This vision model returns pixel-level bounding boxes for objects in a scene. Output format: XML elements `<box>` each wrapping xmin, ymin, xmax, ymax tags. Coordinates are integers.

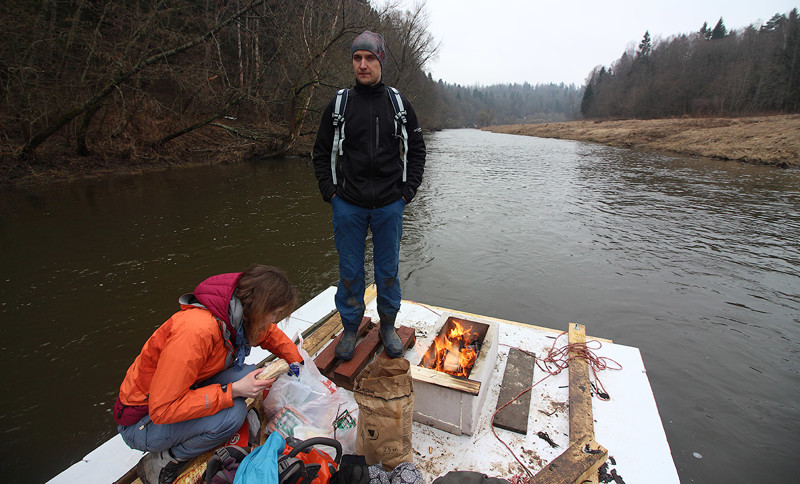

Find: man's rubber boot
<box><xmin>335</xmin><ymin>330</ymin><xmax>358</xmax><ymax>361</ymax></box>
<box><xmin>380</xmin><ymin>323</ymin><xmax>404</xmax><ymax>358</ymax></box>
<box><xmin>136</xmin><ymin>449</ymin><xmax>185</xmax><ymax>484</ymax></box>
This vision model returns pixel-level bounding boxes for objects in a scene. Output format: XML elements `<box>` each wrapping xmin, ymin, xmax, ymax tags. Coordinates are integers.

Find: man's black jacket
<box><xmin>312</xmin><ymin>80</ymin><xmax>426</xmax><ymax>208</ymax></box>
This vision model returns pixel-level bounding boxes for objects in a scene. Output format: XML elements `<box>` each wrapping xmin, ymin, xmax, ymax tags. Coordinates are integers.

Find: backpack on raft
<box><xmin>329</xmin><ymin>86</ymin><xmax>410</xmax><ymax>185</ymax></box>
<box><xmin>278</xmin><ymin>436</ymin><xmax>343</xmax><ymax>484</ymax></box>
<box><xmin>206</xmin><ymin>435</ymin><xmax>342</xmax><ymax>484</ymax></box>
<box><xmin>205</xmin><ymin>445</ymin><xmax>250</xmax><ymax>484</ymax></box>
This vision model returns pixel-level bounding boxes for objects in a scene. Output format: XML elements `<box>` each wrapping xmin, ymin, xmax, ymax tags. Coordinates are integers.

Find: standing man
<box><xmin>313</xmin><ymin>31</ymin><xmax>426</xmax><ymax>360</ymax></box>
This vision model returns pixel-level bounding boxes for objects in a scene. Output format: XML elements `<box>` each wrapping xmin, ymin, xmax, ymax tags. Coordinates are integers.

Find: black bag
<box><xmin>329</xmin><ymin>454</ymin><xmax>369</xmax><ymax>484</ymax></box>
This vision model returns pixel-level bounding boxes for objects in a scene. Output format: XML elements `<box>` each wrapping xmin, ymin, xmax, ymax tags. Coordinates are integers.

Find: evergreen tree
<box><xmin>637</xmin><ymin>30</ymin><xmax>652</xmax><ymax>58</ymax></box>
<box><xmin>761</xmin><ymin>13</ymin><xmax>786</xmax><ymax>32</ymax></box>
<box><xmin>699</xmin><ymin>22</ymin><xmax>712</xmax><ymax>40</ymax></box>
<box><xmin>712</xmin><ymin>17</ymin><xmax>727</xmax><ymax>39</ymax></box>
<box><xmin>580</xmin><ymin>84</ymin><xmax>595</xmax><ymax>117</ymax></box>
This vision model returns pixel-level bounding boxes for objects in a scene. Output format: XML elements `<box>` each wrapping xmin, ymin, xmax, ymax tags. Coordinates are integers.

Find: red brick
<box><xmin>313</xmin><ymin>317</ymin><xmax>371</xmax><ymax>374</ymax></box>
<box><xmin>391</xmin><ymin>325</ymin><xmax>416</xmax><ymax>357</ymax></box>
<box><xmin>333</xmin><ymin>327</ymin><xmax>382</xmax><ymax>383</ymax></box>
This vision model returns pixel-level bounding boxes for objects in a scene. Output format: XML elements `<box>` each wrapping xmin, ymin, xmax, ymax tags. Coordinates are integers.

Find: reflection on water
<box><xmin>1</xmin><ymin>130</ymin><xmax>799</xmax><ymax>483</ymax></box>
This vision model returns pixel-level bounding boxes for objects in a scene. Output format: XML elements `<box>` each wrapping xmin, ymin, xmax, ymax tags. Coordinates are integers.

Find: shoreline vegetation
<box><xmin>483</xmin><ymin>114</ymin><xmax>800</xmax><ymax>168</ymax></box>
<box><xmin>3</xmin><ymin>114</ymin><xmax>798</xmax><ymax>188</ymax></box>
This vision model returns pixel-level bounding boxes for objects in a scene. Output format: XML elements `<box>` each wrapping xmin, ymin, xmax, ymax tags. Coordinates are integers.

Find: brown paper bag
<box><xmin>353</xmin><ymin>353</ymin><xmax>414</xmax><ymax>470</ymax></box>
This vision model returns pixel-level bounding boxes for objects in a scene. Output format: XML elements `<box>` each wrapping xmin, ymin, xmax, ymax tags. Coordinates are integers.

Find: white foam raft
<box><xmin>49</xmin><ymin>287</ymin><xmax>679</xmax><ymax>483</ymax></box>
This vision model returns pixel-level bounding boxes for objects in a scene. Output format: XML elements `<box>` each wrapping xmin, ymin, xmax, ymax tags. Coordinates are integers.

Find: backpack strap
<box><xmin>330</xmin><ymin>88</ymin><xmax>349</xmax><ymax>185</ymax></box>
<box><xmin>277</xmin><ymin>456</ymin><xmax>307</xmax><ymax>484</ymax></box>
<box><xmin>387</xmin><ymin>86</ymin><xmax>409</xmax><ymax>182</ymax></box>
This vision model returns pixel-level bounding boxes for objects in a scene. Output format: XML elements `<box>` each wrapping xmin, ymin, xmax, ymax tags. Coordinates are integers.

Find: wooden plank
<box><xmin>314</xmin><ymin>316</ymin><xmax>373</xmax><ymax>374</ymax></box>
<box><xmin>530</xmin><ymin>436</ymin><xmax>608</xmax><ymax>484</ymax></box>
<box><xmin>493</xmin><ymin>347</ymin><xmax>536</xmax><ymax>434</ymax></box>
<box><xmin>113</xmin><ymin>467</ymin><xmax>138</xmax><ymax>484</ymax></box>
<box><xmin>568</xmin><ymin>323</ymin><xmax>594</xmax><ymax>445</ymax></box>
<box><xmin>333</xmin><ymin>326</ymin><xmax>382</xmax><ymax>383</ymax></box>
<box><xmin>409</xmin><ymin>365</ymin><xmax>481</xmax><ymax>396</ymax></box>
<box><xmin>568</xmin><ymin>322</ymin><xmax>600</xmax><ymax>484</ymax></box>
<box><xmin>128</xmin><ymin>448</ymin><xmax>212</xmax><ymax>484</ymax></box>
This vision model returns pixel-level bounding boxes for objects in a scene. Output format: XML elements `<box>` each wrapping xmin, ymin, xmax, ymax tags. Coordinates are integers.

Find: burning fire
<box><xmin>422</xmin><ymin>319</ymin><xmax>480</xmax><ymax>377</ymax></box>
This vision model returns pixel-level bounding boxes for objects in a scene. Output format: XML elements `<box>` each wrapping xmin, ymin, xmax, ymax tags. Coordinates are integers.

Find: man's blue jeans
<box><xmin>331</xmin><ymin>196</ymin><xmax>405</xmax><ymax>331</ymax></box>
<box><xmin>118</xmin><ymin>364</ymin><xmax>254</xmax><ymax>460</ymax></box>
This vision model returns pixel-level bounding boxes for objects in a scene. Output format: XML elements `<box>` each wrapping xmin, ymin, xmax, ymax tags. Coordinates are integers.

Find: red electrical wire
<box><xmin>536</xmin><ymin>331</ymin><xmax>623</xmax><ymax>402</ymax></box>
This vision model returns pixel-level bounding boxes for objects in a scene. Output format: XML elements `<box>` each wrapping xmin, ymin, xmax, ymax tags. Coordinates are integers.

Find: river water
<box><xmin>1</xmin><ymin>129</ymin><xmax>798</xmax><ymax>483</ymax></box>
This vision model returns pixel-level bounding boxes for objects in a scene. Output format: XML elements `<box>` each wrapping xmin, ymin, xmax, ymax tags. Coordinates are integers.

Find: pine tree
<box><xmin>712</xmin><ymin>17</ymin><xmax>727</xmax><ymax>39</ymax></box>
<box><xmin>580</xmin><ymin>84</ymin><xmax>595</xmax><ymax>117</ymax></box>
<box><xmin>637</xmin><ymin>30</ymin><xmax>652</xmax><ymax>58</ymax></box>
<box><xmin>761</xmin><ymin>13</ymin><xmax>786</xmax><ymax>32</ymax></box>
<box><xmin>699</xmin><ymin>22</ymin><xmax>712</xmax><ymax>40</ymax></box>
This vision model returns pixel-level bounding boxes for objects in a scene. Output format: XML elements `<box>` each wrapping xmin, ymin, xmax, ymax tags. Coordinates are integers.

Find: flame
<box><xmin>422</xmin><ymin>319</ymin><xmax>479</xmax><ymax>377</ymax></box>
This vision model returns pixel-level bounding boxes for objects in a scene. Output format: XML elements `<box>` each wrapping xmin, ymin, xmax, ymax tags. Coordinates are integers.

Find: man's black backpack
<box><xmin>329</xmin><ymin>86</ymin><xmax>410</xmax><ymax>185</ymax></box>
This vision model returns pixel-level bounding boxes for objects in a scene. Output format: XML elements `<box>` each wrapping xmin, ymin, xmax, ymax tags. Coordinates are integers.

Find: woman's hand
<box><xmin>231</xmin><ymin>368</ymin><xmax>275</xmax><ymax>399</ymax></box>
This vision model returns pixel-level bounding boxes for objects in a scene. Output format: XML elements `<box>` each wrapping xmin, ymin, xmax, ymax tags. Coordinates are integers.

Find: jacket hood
<box><xmin>178</xmin><ymin>272</ymin><xmax>243</xmax><ymax>330</ymax></box>
<box><xmin>178</xmin><ymin>272</ymin><xmax>250</xmax><ymax>368</ymax></box>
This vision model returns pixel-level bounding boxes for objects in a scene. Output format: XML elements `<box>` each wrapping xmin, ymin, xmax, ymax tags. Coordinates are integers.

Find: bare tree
<box><xmin>14</xmin><ymin>0</ymin><xmax>267</xmax><ymax>161</ymax></box>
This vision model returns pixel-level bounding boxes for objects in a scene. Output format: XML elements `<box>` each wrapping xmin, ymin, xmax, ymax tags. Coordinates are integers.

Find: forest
<box><xmin>0</xmin><ymin>1</ymin><xmax>435</xmax><ymax>176</ymax></box>
<box><xmin>581</xmin><ymin>11</ymin><xmax>800</xmax><ymax>118</ymax></box>
<box><xmin>0</xmin><ymin>1</ymin><xmax>797</xmax><ymax>182</ymax></box>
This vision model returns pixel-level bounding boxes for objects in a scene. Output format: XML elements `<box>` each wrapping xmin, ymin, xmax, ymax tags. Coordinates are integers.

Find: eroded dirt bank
<box><xmin>483</xmin><ymin>115</ymin><xmax>800</xmax><ymax>168</ymax></box>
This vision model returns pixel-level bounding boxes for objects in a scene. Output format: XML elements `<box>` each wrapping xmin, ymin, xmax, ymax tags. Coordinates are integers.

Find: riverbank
<box><xmin>0</xmin><ymin>128</ymin><xmax>317</xmax><ymax>188</ymax></box>
<box><xmin>5</xmin><ymin>115</ymin><xmax>797</xmax><ymax>187</ymax></box>
<box><xmin>483</xmin><ymin>114</ymin><xmax>800</xmax><ymax>168</ymax></box>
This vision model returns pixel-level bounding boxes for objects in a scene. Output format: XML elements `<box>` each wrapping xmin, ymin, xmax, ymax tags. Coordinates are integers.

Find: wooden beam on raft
<box><xmin>530</xmin><ymin>323</ymin><xmax>607</xmax><ymax>484</ymax></box>
<box><xmin>568</xmin><ymin>322</ymin><xmax>599</xmax><ymax>484</ymax></box>
<box><xmin>568</xmin><ymin>323</ymin><xmax>594</xmax><ymax>447</ymax></box>
<box><xmin>123</xmin><ymin>286</ymin><xmax>378</xmax><ymax>484</ymax></box>
<box><xmin>529</xmin><ymin>436</ymin><xmax>608</xmax><ymax>484</ymax></box>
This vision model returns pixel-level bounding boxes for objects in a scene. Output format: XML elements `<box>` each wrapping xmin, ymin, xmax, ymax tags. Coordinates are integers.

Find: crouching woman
<box><xmin>114</xmin><ymin>264</ymin><xmax>302</xmax><ymax>484</ymax></box>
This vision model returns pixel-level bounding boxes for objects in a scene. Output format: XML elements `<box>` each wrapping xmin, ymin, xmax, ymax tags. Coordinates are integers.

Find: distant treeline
<box><xmin>581</xmin><ymin>10</ymin><xmax>800</xmax><ymax>118</ymax></box>
<box><xmin>426</xmin><ymin>81</ymin><xmax>582</xmax><ymax>128</ymax></box>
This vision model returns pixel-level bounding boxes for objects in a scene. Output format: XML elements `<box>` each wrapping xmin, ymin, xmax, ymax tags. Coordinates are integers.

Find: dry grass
<box><xmin>484</xmin><ymin>114</ymin><xmax>800</xmax><ymax>168</ymax></box>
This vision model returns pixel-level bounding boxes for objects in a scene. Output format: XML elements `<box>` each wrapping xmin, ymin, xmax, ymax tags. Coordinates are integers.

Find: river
<box><xmin>1</xmin><ymin>129</ymin><xmax>798</xmax><ymax>483</ymax></box>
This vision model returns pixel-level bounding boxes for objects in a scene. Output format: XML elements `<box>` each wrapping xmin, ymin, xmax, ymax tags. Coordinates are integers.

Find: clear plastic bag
<box><xmin>262</xmin><ymin>347</ymin><xmax>358</xmax><ymax>455</ymax></box>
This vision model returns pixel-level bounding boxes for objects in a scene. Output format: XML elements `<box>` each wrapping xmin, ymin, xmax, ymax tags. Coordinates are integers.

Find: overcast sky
<box><xmin>389</xmin><ymin>0</ymin><xmax>799</xmax><ymax>87</ymax></box>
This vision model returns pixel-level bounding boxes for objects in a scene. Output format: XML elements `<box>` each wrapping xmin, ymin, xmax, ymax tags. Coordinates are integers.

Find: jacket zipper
<box><xmin>369</xmin><ymin>97</ymin><xmax>378</xmax><ymax>206</ymax></box>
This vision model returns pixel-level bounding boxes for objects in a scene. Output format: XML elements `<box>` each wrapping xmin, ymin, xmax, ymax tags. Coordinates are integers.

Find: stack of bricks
<box><xmin>314</xmin><ymin>316</ymin><xmax>416</xmax><ymax>390</ymax></box>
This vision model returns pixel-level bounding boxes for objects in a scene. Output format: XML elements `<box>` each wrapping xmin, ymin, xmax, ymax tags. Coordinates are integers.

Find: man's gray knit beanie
<box><xmin>351</xmin><ymin>31</ymin><xmax>386</xmax><ymax>66</ymax></box>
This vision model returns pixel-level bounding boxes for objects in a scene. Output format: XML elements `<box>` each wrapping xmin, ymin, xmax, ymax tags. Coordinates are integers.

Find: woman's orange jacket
<box><xmin>117</xmin><ymin>274</ymin><xmax>302</xmax><ymax>425</ymax></box>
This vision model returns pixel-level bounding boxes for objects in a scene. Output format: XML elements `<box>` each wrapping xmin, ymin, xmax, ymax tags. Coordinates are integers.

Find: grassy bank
<box><xmin>483</xmin><ymin>114</ymin><xmax>800</xmax><ymax>168</ymax></box>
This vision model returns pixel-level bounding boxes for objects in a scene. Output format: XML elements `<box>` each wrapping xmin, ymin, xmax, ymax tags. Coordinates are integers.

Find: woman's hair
<box><xmin>236</xmin><ymin>264</ymin><xmax>297</xmax><ymax>329</ymax></box>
